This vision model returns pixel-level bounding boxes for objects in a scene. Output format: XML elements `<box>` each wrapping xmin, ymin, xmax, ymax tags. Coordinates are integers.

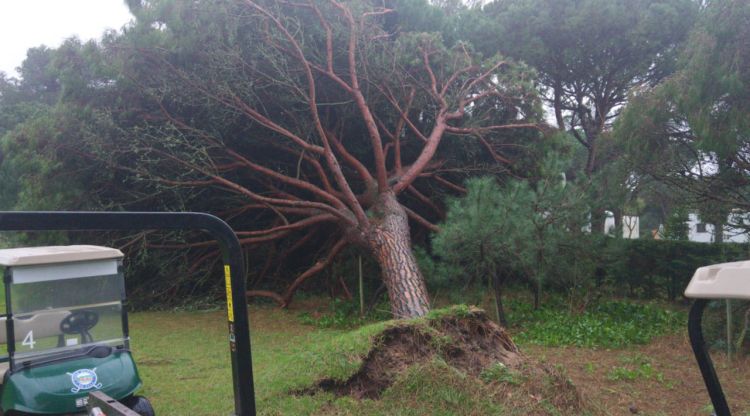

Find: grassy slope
<box><xmin>128</xmin><ymin>305</ymin><xmax>566</xmax><ymax>416</ymax></box>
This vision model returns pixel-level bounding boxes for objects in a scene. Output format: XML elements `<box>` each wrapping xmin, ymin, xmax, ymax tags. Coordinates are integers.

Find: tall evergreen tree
<box><xmin>477</xmin><ymin>0</ymin><xmax>698</xmax><ymax>176</ymax></box>
<box><xmin>433</xmin><ymin>155</ymin><xmax>591</xmax><ymax>323</ymax></box>
<box><xmin>616</xmin><ymin>0</ymin><xmax>750</xmax><ymax>232</ymax></box>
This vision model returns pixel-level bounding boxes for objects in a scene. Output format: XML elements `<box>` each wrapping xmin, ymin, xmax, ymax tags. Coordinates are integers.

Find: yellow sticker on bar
<box><xmin>224</xmin><ymin>265</ymin><xmax>234</xmax><ymax>322</ymax></box>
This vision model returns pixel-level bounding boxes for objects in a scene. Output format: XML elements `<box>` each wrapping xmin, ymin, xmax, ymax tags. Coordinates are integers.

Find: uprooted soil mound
<box><xmin>309</xmin><ymin>307</ymin><xmax>584</xmax><ymax>413</ymax></box>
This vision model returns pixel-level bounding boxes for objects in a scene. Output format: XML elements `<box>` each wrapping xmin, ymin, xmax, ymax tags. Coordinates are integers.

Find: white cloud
<box><xmin>0</xmin><ymin>0</ymin><xmax>132</xmax><ymax>77</ymax></box>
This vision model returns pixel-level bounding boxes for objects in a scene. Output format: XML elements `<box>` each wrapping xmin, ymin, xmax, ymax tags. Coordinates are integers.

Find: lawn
<box><xmin>129</xmin><ymin>304</ymin><xmax>341</xmax><ymax>415</ymax></box>
<box><xmin>127</xmin><ymin>301</ymin><xmax>750</xmax><ymax>416</ymax></box>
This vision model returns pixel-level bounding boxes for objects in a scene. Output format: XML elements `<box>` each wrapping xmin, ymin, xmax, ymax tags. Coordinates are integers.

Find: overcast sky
<box><xmin>0</xmin><ymin>0</ymin><xmax>133</xmax><ymax>77</ymax></box>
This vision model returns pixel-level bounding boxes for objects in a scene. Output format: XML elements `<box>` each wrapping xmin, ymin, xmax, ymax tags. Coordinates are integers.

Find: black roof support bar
<box><xmin>0</xmin><ymin>211</ymin><xmax>256</xmax><ymax>416</ymax></box>
<box><xmin>689</xmin><ymin>299</ymin><xmax>731</xmax><ymax>416</ymax></box>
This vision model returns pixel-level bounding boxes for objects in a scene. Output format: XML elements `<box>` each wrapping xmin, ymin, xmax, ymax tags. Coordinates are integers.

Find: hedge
<box><xmin>604</xmin><ymin>239</ymin><xmax>750</xmax><ymax>300</ymax></box>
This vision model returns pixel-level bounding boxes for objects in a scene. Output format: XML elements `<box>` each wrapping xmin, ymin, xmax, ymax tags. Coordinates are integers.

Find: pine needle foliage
<box><xmin>431</xmin><ymin>155</ymin><xmax>594</xmax><ymax>321</ymax></box>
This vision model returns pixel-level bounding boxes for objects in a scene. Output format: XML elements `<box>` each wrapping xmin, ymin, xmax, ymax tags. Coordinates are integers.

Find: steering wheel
<box><xmin>60</xmin><ymin>310</ymin><xmax>99</xmax><ymax>344</ymax></box>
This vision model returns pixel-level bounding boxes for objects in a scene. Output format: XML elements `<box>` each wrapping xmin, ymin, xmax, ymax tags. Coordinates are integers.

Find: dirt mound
<box><xmin>311</xmin><ymin>306</ymin><xmax>583</xmax><ymax>413</ymax></box>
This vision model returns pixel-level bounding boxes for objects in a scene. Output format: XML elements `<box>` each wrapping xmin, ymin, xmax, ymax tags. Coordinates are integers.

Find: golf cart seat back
<box><xmin>0</xmin><ymin>310</ymin><xmax>71</xmax><ymax>344</ymax></box>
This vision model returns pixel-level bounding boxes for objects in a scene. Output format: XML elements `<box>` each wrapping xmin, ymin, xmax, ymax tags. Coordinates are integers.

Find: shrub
<box><xmin>604</xmin><ymin>239</ymin><xmax>750</xmax><ymax>300</ymax></box>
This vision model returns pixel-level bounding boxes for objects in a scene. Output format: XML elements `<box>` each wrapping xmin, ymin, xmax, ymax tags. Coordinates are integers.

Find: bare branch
<box><xmin>235</xmin><ymin>214</ymin><xmax>337</xmax><ymax>237</ymax></box>
<box><xmin>403</xmin><ymin>205</ymin><xmax>441</xmax><ymax>233</ymax></box>
<box><xmin>280</xmin><ymin>237</ymin><xmax>348</xmax><ymax>306</ymax></box>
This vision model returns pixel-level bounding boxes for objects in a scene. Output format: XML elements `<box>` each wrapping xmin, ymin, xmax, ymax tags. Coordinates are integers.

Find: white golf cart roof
<box><xmin>0</xmin><ymin>245</ymin><xmax>123</xmax><ymax>267</ymax></box>
<box><xmin>685</xmin><ymin>260</ymin><xmax>750</xmax><ymax>300</ymax></box>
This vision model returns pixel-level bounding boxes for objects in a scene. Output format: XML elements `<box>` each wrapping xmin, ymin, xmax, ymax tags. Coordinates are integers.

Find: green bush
<box><xmin>604</xmin><ymin>239</ymin><xmax>750</xmax><ymax>300</ymax></box>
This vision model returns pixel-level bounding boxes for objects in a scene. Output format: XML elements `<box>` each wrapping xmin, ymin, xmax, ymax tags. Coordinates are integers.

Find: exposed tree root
<box><xmin>302</xmin><ymin>306</ymin><xmax>584</xmax><ymax>415</ymax></box>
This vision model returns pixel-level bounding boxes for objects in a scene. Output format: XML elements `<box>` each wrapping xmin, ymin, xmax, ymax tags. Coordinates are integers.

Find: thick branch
<box><xmin>403</xmin><ymin>206</ymin><xmax>441</xmax><ymax>233</ymax></box>
<box><xmin>245</xmin><ymin>0</ymin><xmax>369</xmax><ymax>227</ymax></box>
<box><xmin>280</xmin><ymin>237</ymin><xmax>348</xmax><ymax>306</ymax></box>
<box><xmin>445</xmin><ymin>123</ymin><xmax>541</xmax><ymax>135</ymax></box>
<box><xmin>407</xmin><ymin>185</ymin><xmax>444</xmax><ymax>219</ymax></box>
<box><xmin>148</xmin><ymin>230</ymin><xmax>290</xmax><ymax>250</ymax></box>
<box><xmin>330</xmin><ymin>0</ymin><xmax>389</xmax><ymax>191</ymax></box>
<box><xmin>432</xmin><ymin>175</ymin><xmax>467</xmax><ymax>194</ymax></box>
<box><xmin>392</xmin><ymin>113</ymin><xmax>448</xmax><ymax>194</ymax></box>
<box><xmin>152</xmin><ymin>148</ymin><xmax>355</xmax><ymax>225</ymax></box>
<box><xmin>235</xmin><ymin>214</ymin><xmax>336</xmax><ymax>237</ymax></box>
<box><xmin>223</xmin><ymin>147</ymin><xmax>347</xmax><ymax>210</ymax></box>
<box><xmin>246</xmin><ymin>290</ymin><xmax>285</xmax><ymax>306</ymax></box>
<box><xmin>328</xmin><ymin>129</ymin><xmax>376</xmax><ymax>187</ymax></box>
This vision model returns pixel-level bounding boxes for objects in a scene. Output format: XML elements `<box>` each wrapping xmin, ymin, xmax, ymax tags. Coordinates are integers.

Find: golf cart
<box><xmin>686</xmin><ymin>260</ymin><xmax>750</xmax><ymax>416</ymax></box>
<box><xmin>0</xmin><ymin>245</ymin><xmax>153</xmax><ymax>415</ymax></box>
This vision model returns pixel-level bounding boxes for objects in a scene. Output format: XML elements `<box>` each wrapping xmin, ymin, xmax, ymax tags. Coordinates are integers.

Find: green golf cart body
<box><xmin>0</xmin><ymin>245</ymin><xmax>149</xmax><ymax>415</ymax></box>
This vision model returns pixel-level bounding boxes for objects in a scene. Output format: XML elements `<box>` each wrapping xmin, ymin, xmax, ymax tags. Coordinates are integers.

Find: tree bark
<box><xmin>553</xmin><ymin>83</ymin><xmax>565</xmax><ymax>131</ymax></box>
<box><xmin>492</xmin><ymin>272</ymin><xmax>508</xmax><ymax>327</ymax></box>
<box><xmin>590</xmin><ymin>208</ymin><xmax>606</xmax><ymax>235</ymax></box>
<box><xmin>366</xmin><ymin>191</ymin><xmax>431</xmax><ymax>318</ymax></box>
<box><xmin>613</xmin><ymin>207</ymin><xmax>623</xmax><ymax>236</ymax></box>
<box><xmin>713</xmin><ymin>218</ymin><xmax>725</xmax><ymax>243</ymax></box>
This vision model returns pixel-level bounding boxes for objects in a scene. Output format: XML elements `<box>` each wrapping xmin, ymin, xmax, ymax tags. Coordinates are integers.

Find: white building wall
<box><xmin>687</xmin><ymin>212</ymin><xmax>750</xmax><ymax>243</ymax></box>
<box><xmin>687</xmin><ymin>213</ymin><xmax>714</xmax><ymax>243</ymax></box>
<box><xmin>604</xmin><ymin>213</ymin><xmax>615</xmax><ymax>236</ymax></box>
<box><xmin>592</xmin><ymin>211</ymin><xmax>747</xmax><ymax>242</ymax></box>
<box><xmin>623</xmin><ymin>216</ymin><xmax>639</xmax><ymax>239</ymax></box>
<box><xmin>603</xmin><ymin>212</ymin><xmax>639</xmax><ymax>239</ymax></box>
<box><xmin>726</xmin><ymin>212</ymin><xmax>750</xmax><ymax>243</ymax></box>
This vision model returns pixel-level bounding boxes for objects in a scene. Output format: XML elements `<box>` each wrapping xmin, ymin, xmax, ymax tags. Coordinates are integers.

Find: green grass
<box><xmin>129</xmin><ymin>310</ymin><xmax>238</xmax><ymax>415</ymax></box>
<box><xmin>127</xmin><ymin>299</ymin><xmax>684</xmax><ymax>414</ymax></box>
<box><xmin>507</xmin><ymin>299</ymin><xmax>685</xmax><ymax>348</ymax></box>
<box><xmin>128</xmin><ymin>305</ymin><xmax>585</xmax><ymax>416</ymax></box>
<box><xmin>606</xmin><ymin>353</ymin><xmax>665</xmax><ymax>383</ymax></box>
<box><xmin>359</xmin><ymin>359</ymin><xmax>506</xmax><ymax>416</ymax></box>
<box><xmin>0</xmin><ymin>290</ymin><xmax>685</xmax><ymax>414</ymax></box>
<box><xmin>129</xmin><ymin>305</ymin><xmax>370</xmax><ymax>415</ymax></box>
<box><xmin>296</xmin><ymin>297</ymin><xmax>392</xmax><ymax>329</ymax></box>
<box><xmin>127</xmin><ymin>307</ymin><xmax>387</xmax><ymax>414</ymax></box>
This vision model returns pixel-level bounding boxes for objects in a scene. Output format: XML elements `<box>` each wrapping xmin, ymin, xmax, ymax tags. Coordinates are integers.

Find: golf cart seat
<box><xmin>0</xmin><ymin>310</ymin><xmax>72</xmax><ymax>385</ymax></box>
<box><xmin>0</xmin><ymin>310</ymin><xmax>71</xmax><ymax>345</ymax></box>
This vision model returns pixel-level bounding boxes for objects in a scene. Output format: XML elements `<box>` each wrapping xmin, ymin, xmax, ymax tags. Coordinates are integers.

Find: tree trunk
<box><xmin>714</xmin><ymin>218</ymin><xmax>725</xmax><ymax>243</ymax></box>
<box><xmin>585</xmin><ymin>140</ymin><xmax>597</xmax><ymax>176</ymax></box>
<box><xmin>590</xmin><ymin>208</ymin><xmax>606</xmax><ymax>235</ymax></box>
<box><xmin>492</xmin><ymin>272</ymin><xmax>508</xmax><ymax>327</ymax></box>
<box><xmin>367</xmin><ymin>191</ymin><xmax>431</xmax><ymax>318</ymax></box>
<box><xmin>533</xmin><ymin>239</ymin><xmax>543</xmax><ymax>310</ymax></box>
<box><xmin>553</xmin><ymin>83</ymin><xmax>565</xmax><ymax>131</ymax></box>
<box><xmin>613</xmin><ymin>207</ymin><xmax>623</xmax><ymax>236</ymax></box>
